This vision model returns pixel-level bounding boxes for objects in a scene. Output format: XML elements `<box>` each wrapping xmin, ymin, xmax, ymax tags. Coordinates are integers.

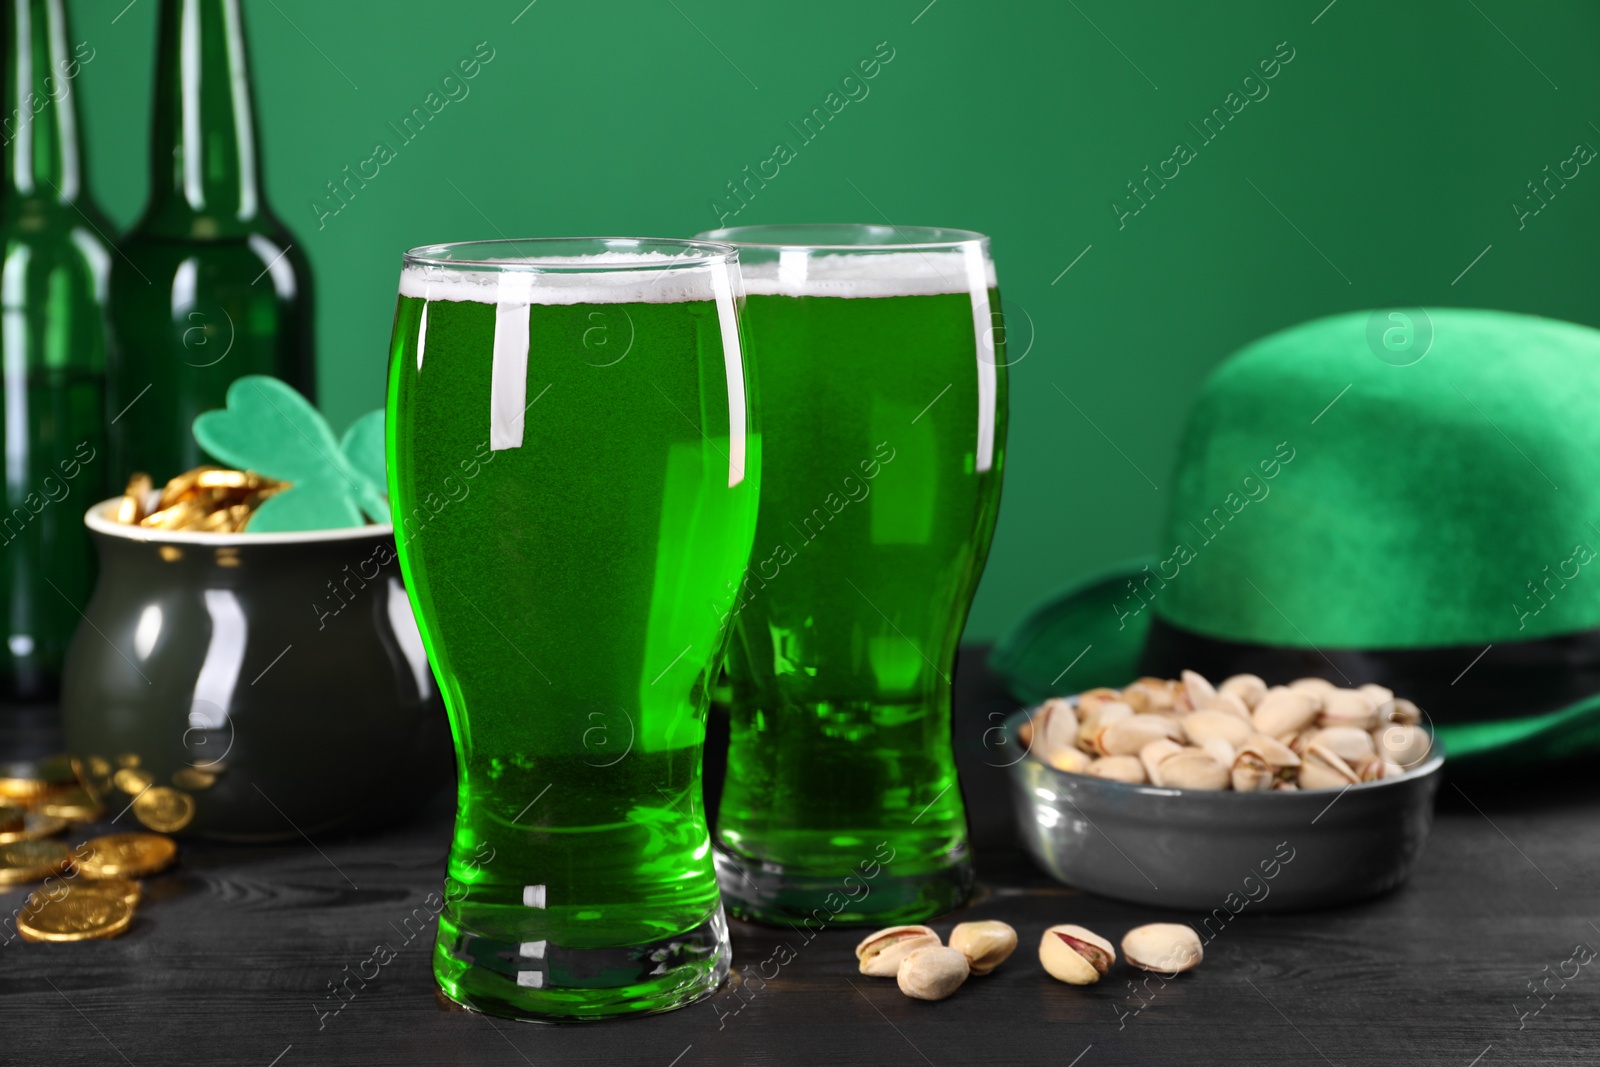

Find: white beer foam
<box><xmin>399</xmin><ymin>252</ymin><xmax>723</xmax><ymax>305</ymax></box>
<box><xmin>739</xmin><ymin>250</ymin><xmax>997</xmax><ymax>298</ymax></box>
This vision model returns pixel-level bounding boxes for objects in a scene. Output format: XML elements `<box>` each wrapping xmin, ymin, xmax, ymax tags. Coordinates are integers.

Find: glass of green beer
<box><xmin>695</xmin><ymin>224</ymin><xmax>1008</xmax><ymax>926</ymax></box>
<box><xmin>385</xmin><ymin>238</ymin><xmax>758</xmax><ymax>1019</ymax></box>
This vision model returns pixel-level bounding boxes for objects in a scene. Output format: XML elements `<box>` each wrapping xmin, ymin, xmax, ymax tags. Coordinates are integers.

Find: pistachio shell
<box><xmin>1121</xmin><ymin>923</ymin><xmax>1203</xmax><ymax>973</ymax></box>
<box><xmin>1086</xmin><ymin>755</ymin><xmax>1147</xmax><ymax>784</ymax></box>
<box><xmin>1201</xmin><ymin>690</ymin><xmax>1254</xmax><ymax>722</ymax></box>
<box><xmin>1036</xmin><ymin>698</ymin><xmax>1080</xmax><ymax>755</ymax></box>
<box><xmin>1159</xmin><ymin>748</ymin><xmax>1230</xmax><ymax>790</ymax></box>
<box><xmin>1358</xmin><ymin>683</ymin><xmax>1395</xmax><ymax>708</ymax></box>
<box><xmin>1374</xmin><ymin>724</ymin><xmax>1431</xmax><ymax>768</ymax></box>
<box><xmin>1096</xmin><ymin>714</ymin><xmax>1183</xmax><ymax>757</ymax></box>
<box><xmin>897</xmin><ymin>945</ymin><xmax>970</xmax><ymax>1000</ymax></box>
<box><xmin>1045</xmin><ymin>746</ymin><xmax>1091</xmax><ymax>773</ymax></box>
<box><xmin>856</xmin><ymin>925</ymin><xmax>941</xmax><ymax>976</ymax></box>
<box><xmin>1122</xmin><ymin>680</ymin><xmax>1175</xmax><ymax>715</ymax></box>
<box><xmin>1182</xmin><ymin>709</ymin><xmax>1253</xmax><ymax>749</ymax></box>
<box><xmin>1218</xmin><ymin>673</ymin><xmax>1268</xmax><ymax>709</ymax></box>
<box><xmin>1139</xmin><ymin>738</ymin><xmax>1183</xmax><ymax>786</ymax></box>
<box><xmin>1312</xmin><ymin>725</ymin><xmax>1376</xmax><ymax>764</ymax></box>
<box><xmin>1231</xmin><ymin>750</ymin><xmax>1274</xmax><ymax>792</ymax></box>
<box><xmin>1320</xmin><ymin>689</ymin><xmax>1378</xmax><ymax>730</ymax></box>
<box><xmin>1075</xmin><ymin>688</ymin><xmax>1123</xmax><ymax>718</ymax></box>
<box><xmin>1298</xmin><ymin>742</ymin><xmax>1360</xmax><ymax>789</ymax></box>
<box><xmin>1040</xmin><ymin>924</ymin><xmax>1115</xmax><ymax>985</ymax></box>
<box><xmin>1239</xmin><ymin>733</ymin><xmax>1301</xmax><ymax>768</ymax></box>
<box><xmin>1252</xmin><ymin>689</ymin><xmax>1318</xmax><ymax>736</ymax></box>
<box><xmin>1077</xmin><ymin>701</ymin><xmax>1133</xmax><ymax>753</ymax></box>
<box><xmin>1180</xmin><ymin>670</ymin><xmax>1216</xmax><ymax>712</ymax></box>
<box><xmin>1387</xmin><ymin>697</ymin><xmax>1423</xmax><ymax>726</ymax></box>
<box><xmin>949</xmin><ymin>920</ymin><xmax>1017</xmax><ymax>976</ymax></box>
<box><xmin>1200</xmin><ymin>737</ymin><xmax>1236</xmax><ymax>769</ymax></box>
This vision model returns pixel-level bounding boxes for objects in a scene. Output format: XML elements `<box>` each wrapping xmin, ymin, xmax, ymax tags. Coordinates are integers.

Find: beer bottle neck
<box><xmin>144</xmin><ymin>0</ymin><xmax>266</xmax><ymax>235</ymax></box>
<box><xmin>2</xmin><ymin>0</ymin><xmax>86</xmax><ymax>203</ymax></box>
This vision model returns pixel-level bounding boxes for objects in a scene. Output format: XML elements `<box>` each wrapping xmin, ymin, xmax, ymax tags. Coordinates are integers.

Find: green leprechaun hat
<box><xmin>991</xmin><ymin>308</ymin><xmax>1600</xmax><ymax>770</ymax></box>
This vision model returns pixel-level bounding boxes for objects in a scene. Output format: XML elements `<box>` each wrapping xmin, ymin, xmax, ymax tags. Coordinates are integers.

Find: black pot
<box><xmin>61</xmin><ymin>499</ymin><xmax>451</xmax><ymax>841</ymax></box>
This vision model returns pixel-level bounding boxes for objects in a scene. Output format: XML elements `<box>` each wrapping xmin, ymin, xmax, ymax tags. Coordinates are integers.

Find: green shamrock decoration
<box><xmin>192</xmin><ymin>375</ymin><xmax>390</xmax><ymax>533</ymax></box>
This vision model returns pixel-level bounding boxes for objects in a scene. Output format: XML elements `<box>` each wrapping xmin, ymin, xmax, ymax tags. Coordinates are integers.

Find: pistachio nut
<box><xmin>1086</xmin><ymin>755</ymin><xmax>1147</xmax><ymax>784</ymax></box>
<box><xmin>1122</xmin><ymin>678</ymin><xmax>1176</xmax><ymax>715</ymax></box>
<box><xmin>1386</xmin><ymin>697</ymin><xmax>1423</xmax><ymax>726</ymax></box>
<box><xmin>1218</xmin><ymin>673</ymin><xmax>1268</xmax><ymax>709</ymax></box>
<box><xmin>897</xmin><ymin>945</ymin><xmax>970</xmax><ymax>1001</ymax></box>
<box><xmin>1199</xmin><ymin>737</ymin><xmax>1237</xmax><ymax>769</ymax></box>
<box><xmin>1298</xmin><ymin>742</ymin><xmax>1360</xmax><ymax>789</ymax></box>
<box><xmin>1139</xmin><ymin>738</ymin><xmax>1183</xmax><ymax>786</ymax></box>
<box><xmin>856</xmin><ymin>925</ymin><xmax>941</xmax><ymax>977</ymax></box>
<box><xmin>1374</xmin><ymin>724</ymin><xmax>1431</xmax><ymax>768</ymax></box>
<box><xmin>1075</xmin><ymin>687</ymin><xmax>1123</xmax><ymax>720</ymax></box>
<box><xmin>1182</xmin><ymin>709</ymin><xmax>1253</xmax><ymax>750</ymax></box>
<box><xmin>1310</xmin><ymin>725</ymin><xmax>1377</xmax><ymax>765</ymax></box>
<box><xmin>1231</xmin><ymin>734</ymin><xmax>1300</xmax><ymax>792</ymax></box>
<box><xmin>1231</xmin><ymin>749</ymin><xmax>1274</xmax><ymax>792</ymax></box>
<box><xmin>1040</xmin><ymin>924</ymin><xmax>1115</xmax><ymax>985</ymax></box>
<box><xmin>1252</xmin><ymin>688</ymin><xmax>1319</xmax><ymax>737</ymax></box>
<box><xmin>1179</xmin><ymin>670</ymin><xmax>1216</xmax><ymax>712</ymax></box>
<box><xmin>1096</xmin><ymin>713</ymin><xmax>1183</xmax><ymax>757</ymax></box>
<box><xmin>1290</xmin><ymin>676</ymin><xmax>1336</xmax><ymax>698</ymax></box>
<box><xmin>1319</xmin><ymin>689</ymin><xmax>1378</xmax><ymax>730</ymax></box>
<box><xmin>1077</xmin><ymin>701</ymin><xmax>1134</xmax><ymax>753</ymax></box>
<box><xmin>1241</xmin><ymin>733</ymin><xmax>1301</xmax><ymax>768</ymax></box>
<box><xmin>1201</xmin><ymin>690</ymin><xmax>1254</xmax><ymax>723</ymax></box>
<box><xmin>1035</xmin><ymin>698</ymin><xmax>1080</xmax><ymax>756</ymax></box>
<box><xmin>1121</xmin><ymin>923</ymin><xmax>1204</xmax><ymax>974</ymax></box>
<box><xmin>1045</xmin><ymin>746</ymin><xmax>1092</xmax><ymax>774</ymax></box>
<box><xmin>1159</xmin><ymin>748</ymin><xmax>1230</xmax><ymax>790</ymax></box>
<box><xmin>949</xmin><ymin>920</ymin><xmax>1017</xmax><ymax>976</ymax></box>
<box><xmin>1358</xmin><ymin>683</ymin><xmax>1395</xmax><ymax>708</ymax></box>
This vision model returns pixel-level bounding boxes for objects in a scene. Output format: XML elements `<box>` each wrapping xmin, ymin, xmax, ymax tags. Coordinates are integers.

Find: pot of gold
<box><xmin>60</xmin><ymin>377</ymin><xmax>450</xmax><ymax>840</ymax></box>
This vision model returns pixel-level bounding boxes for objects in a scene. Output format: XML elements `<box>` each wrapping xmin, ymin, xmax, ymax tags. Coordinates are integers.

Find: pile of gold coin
<box><xmin>6</xmin><ymin>833</ymin><xmax>177</xmax><ymax>943</ymax></box>
<box><xmin>0</xmin><ymin>756</ymin><xmax>179</xmax><ymax>942</ymax></box>
<box><xmin>113</xmin><ymin>466</ymin><xmax>289</xmax><ymax>533</ymax></box>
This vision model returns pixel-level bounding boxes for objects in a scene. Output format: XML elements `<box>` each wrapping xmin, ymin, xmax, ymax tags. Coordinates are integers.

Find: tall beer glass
<box><xmin>386</xmin><ymin>238</ymin><xmax>758</xmax><ymax>1020</ymax></box>
<box><xmin>696</xmin><ymin>225</ymin><xmax>1007</xmax><ymax>926</ymax></box>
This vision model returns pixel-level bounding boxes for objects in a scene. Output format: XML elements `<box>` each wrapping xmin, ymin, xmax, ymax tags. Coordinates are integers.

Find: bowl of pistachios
<box><xmin>1001</xmin><ymin>671</ymin><xmax>1445</xmax><ymax>911</ymax></box>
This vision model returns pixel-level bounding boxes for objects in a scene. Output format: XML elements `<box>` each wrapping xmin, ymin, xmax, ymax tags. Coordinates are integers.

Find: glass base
<box><xmin>714</xmin><ymin>841</ymin><xmax>973</xmax><ymax>928</ymax></box>
<box><xmin>433</xmin><ymin>907</ymin><xmax>730</xmax><ymax>1021</ymax></box>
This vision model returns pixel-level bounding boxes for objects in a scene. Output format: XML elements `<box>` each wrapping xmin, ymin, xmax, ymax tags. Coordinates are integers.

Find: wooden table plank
<box><xmin>5</xmin><ymin>648</ymin><xmax>1598</xmax><ymax>1065</ymax></box>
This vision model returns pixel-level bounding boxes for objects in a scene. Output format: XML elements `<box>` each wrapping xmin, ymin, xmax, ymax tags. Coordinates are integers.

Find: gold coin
<box><xmin>28</xmin><ymin>878</ymin><xmax>141</xmax><ymax>912</ymax></box>
<box><xmin>0</xmin><ymin>839</ymin><xmax>71</xmax><ymax>885</ymax></box>
<box><xmin>0</xmin><ymin>805</ymin><xmax>24</xmax><ymax>833</ymax></box>
<box><xmin>18</xmin><ymin>893</ymin><xmax>133</xmax><ymax>942</ymax></box>
<box><xmin>36</xmin><ymin>787</ymin><xmax>103</xmax><ymax>823</ymax></box>
<box><xmin>0</xmin><ymin>755</ymin><xmax>77</xmax><ymax>798</ymax></box>
<box><xmin>0</xmin><ymin>813</ymin><xmax>68</xmax><ymax>844</ymax></box>
<box><xmin>87</xmin><ymin>755</ymin><xmax>112</xmax><ymax>778</ymax></box>
<box><xmin>171</xmin><ymin>767</ymin><xmax>216</xmax><ymax>791</ymax></box>
<box><xmin>112</xmin><ymin>768</ymin><xmax>154</xmax><ymax>795</ymax></box>
<box><xmin>133</xmin><ymin>788</ymin><xmax>195</xmax><ymax>833</ymax></box>
<box><xmin>75</xmin><ymin>833</ymin><xmax>177</xmax><ymax>879</ymax></box>
<box><xmin>158</xmin><ymin>465</ymin><xmax>215</xmax><ymax>509</ymax></box>
<box><xmin>114</xmin><ymin>753</ymin><xmax>140</xmax><ymax>769</ymax></box>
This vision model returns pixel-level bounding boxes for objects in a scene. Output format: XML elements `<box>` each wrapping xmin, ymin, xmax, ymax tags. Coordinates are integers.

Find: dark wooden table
<box><xmin>6</xmin><ymin>647</ymin><xmax>1597</xmax><ymax>1066</ymax></box>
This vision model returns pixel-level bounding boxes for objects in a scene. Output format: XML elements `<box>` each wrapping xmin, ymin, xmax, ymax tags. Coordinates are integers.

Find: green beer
<box><xmin>386</xmin><ymin>240</ymin><xmax>757</xmax><ymax>1019</ymax></box>
<box><xmin>701</xmin><ymin>226</ymin><xmax>1007</xmax><ymax>926</ymax></box>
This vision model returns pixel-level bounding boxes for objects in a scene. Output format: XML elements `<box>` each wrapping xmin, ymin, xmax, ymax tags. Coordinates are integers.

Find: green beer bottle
<box><xmin>109</xmin><ymin>0</ymin><xmax>315</xmax><ymax>480</ymax></box>
<box><xmin>0</xmin><ymin>0</ymin><xmax>112</xmax><ymax>698</ymax></box>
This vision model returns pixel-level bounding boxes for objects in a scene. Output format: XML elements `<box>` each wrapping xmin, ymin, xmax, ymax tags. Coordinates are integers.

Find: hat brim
<box><xmin>987</xmin><ymin>558</ymin><xmax>1600</xmax><ymax>770</ymax></box>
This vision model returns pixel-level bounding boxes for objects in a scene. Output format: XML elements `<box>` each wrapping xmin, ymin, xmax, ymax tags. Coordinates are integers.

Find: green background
<box><xmin>71</xmin><ymin>0</ymin><xmax>1600</xmax><ymax>640</ymax></box>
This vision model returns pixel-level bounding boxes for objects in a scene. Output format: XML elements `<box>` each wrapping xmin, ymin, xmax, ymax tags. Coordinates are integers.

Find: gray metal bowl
<box><xmin>1002</xmin><ymin>705</ymin><xmax>1445</xmax><ymax>912</ymax></box>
